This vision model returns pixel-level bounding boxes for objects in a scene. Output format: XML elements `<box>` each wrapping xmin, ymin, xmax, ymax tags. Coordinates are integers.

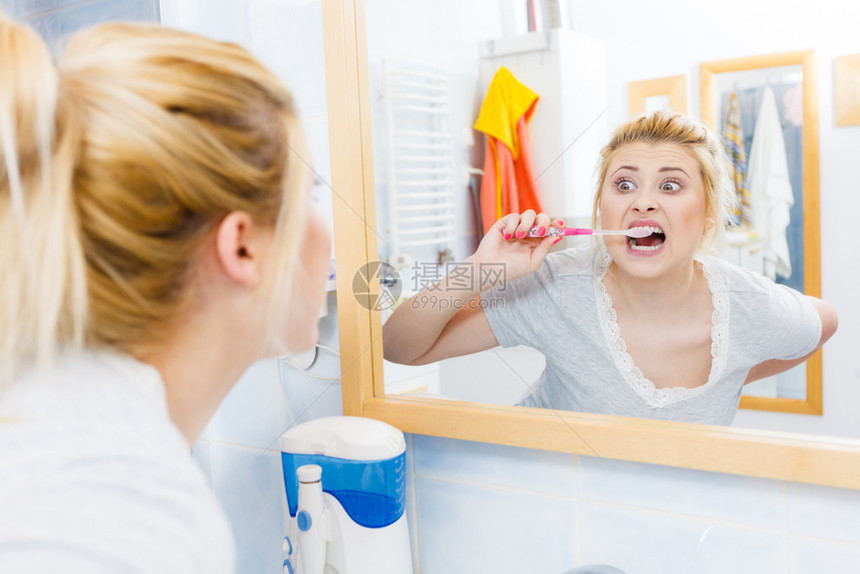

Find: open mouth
<box><xmin>628</xmin><ymin>225</ymin><xmax>665</xmax><ymax>252</ymax></box>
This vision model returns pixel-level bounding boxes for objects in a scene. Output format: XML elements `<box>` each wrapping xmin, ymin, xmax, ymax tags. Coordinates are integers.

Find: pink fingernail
<box><xmin>515</xmin><ymin>230</ymin><xmax>525</xmax><ymax>239</ymax></box>
<box><xmin>537</xmin><ymin>227</ymin><xmax>546</xmax><ymax>236</ymax></box>
<box><xmin>504</xmin><ymin>233</ymin><xmax>512</xmax><ymax>240</ymax></box>
<box><xmin>552</xmin><ymin>237</ymin><xmax>562</xmax><ymax>245</ymax></box>
<box><xmin>499</xmin><ymin>228</ymin><xmax>505</xmax><ymax>236</ymax></box>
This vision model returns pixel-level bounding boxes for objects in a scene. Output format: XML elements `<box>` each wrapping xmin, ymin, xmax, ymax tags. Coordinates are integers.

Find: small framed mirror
<box><xmin>628</xmin><ymin>74</ymin><xmax>688</xmax><ymax>117</ymax></box>
<box><xmin>700</xmin><ymin>50</ymin><xmax>821</xmax><ymax>415</ymax></box>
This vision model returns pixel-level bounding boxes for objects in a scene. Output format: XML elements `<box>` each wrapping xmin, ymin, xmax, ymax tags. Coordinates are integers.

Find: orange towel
<box><xmin>474</xmin><ymin>67</ymin><xmax>543</xmax><ymax>234</ymax></box>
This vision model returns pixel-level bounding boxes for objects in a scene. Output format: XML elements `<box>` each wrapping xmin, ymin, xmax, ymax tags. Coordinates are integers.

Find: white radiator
<box><xmin>382</xmin><ymin>60</ymin><xmax>457</xmax><ymax>268</ymax></box>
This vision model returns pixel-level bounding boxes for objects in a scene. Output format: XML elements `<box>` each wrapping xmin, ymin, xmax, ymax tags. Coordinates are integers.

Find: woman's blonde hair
<box><xmin>0</xmin><ymin>15</ymin><xmax>308</xmax><ymax>388</ymax></box>
<box><xmin>592</xmin><ymin>110</ymin><xmax>737</xmax><ymax>253</ymax></box>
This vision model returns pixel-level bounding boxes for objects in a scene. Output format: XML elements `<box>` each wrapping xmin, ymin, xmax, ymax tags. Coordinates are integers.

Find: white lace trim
<box><xmin>593</xmin><ymin>244</ymin><xmax>729</xmax><ymax>408</ymax></box>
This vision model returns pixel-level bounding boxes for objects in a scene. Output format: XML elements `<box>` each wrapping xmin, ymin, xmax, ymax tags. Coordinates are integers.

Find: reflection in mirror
<box><xmin>700</xmin><ymin>52</ymin><xmax>822</xmax><ymax>414</ymax></box>
<box><xmin>645</xmin><ymin>95</ymin><xmax>670</xmax><ymax>114</ymax></box>
<box><xmin>382</xmin><ymin>107</ymin><xmax>836</xmax><ymax>427</ymax></box>
<box><xmin>361</xmin><ymin>2</ymin><xmax>837</xmax><ymax>433</ymax></box>
<box><xmin>718</xmin><ymin>67</ymin><xmax>805</xmax><ymax>401</ymax></box>
<box><xmin>367</xmin><ymin>3</ymin><xmax>606</xmax><ymax>408</ymax></box>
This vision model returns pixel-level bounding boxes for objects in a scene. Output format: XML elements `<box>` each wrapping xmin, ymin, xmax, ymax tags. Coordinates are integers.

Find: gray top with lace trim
<box><xmin>481</xmin><ymin>242</ymin><xmax>821</xmax><ymax>425</ymax></box>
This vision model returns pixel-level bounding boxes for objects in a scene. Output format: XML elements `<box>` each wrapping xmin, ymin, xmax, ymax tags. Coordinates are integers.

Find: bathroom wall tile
<box><xmin>176</xmin><ymin>0</ymin><xmax>251</xmax><ymax>49</ymax></box>
<box><xmin>191</xmin><ymin>437</ymin><xmax>214</xmax><ymax>487</ymax></box>
<box><xmin>316</xmin><ymin>291</ymin><xmax>339</xmax><ymax>342</ymax></box>
<box><xmin>212</xmin><ymin>444</ymin><xmax>286</xmax><ymax>574</ymax></box>
<box><xmin>302</xmin><ymin>117</ymin><xmax>332</xmax><ymax>190</ymax></box>
<box><xmin>210</xmin><ymin>358</ymin><xmax>283</xmax><ymax>450</ymax></box>
<box><xmin>311</xmin><ymin>178</ymin><xmax>336</xmax><ymax>254</ymax></box>
<box><xmin>57</xmin><ymin>0</ymin><xmax>99</xmax><ymax>6</ymax></box>
<box><xmin>278</xmin><ymin>304</ymin><xmax>343</xmax><ymax>431</ymax></box>
<box><xmin>198</xmin><ymin>420</ymin><xmax>209</xmax><ymax>441</ymax></box>
<box><xmin>58</xmin><ymin>0</ymin><xmax>155</xmax><ymax>36</ymax></box>
<box><xmin>158</xmin><ymin>0</ymin><xmax>180</xmax><ymax>28</ymax></box>
<box><xmin>253</xmin><ymin>0</ymin><xmax>327</xmax><ymax>118</ymax></box>
<box><xmin>414</xmin><ymin>476</ymin><xmax>577</xmax><ymax>574</ymax></box>
<box><xmin>577</xmin><ymin>456</ymin><xmax>785</xmax><ymax>530</ymax></box>
<box><xmin>788</xmin><ymin>482</ymin><xmax>860</xmax><ymax>544</ymax></box>
<box><xmin>24</xmin><ymin>11</ymin><xmax>58</xmax><ymax>49</ymax></box>
<box><xmin>578</xmin><ymin>500</ymin><xmax>787</xmax><ymax>574</ymax></box>
<box><xmin>278</xmin><ymin>359</ymin><xmax>343</xmax><ymax>430</ymax></box>
<box><xmin>789</xmin><ymin>536</ymin><xmax>860</xmax><ymax>574</ymax></box>
<box><xmin>412</xmin><ymin>434</ymin><xmax>575</xmax><ymax>497</ymax></box>
<box><xmin>16</xmin><ymin>0</ymin><xmax>56</xmax><ymax>17</ymax></box>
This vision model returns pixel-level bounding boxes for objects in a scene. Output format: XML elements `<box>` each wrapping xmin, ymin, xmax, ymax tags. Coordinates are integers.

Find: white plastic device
<box><xmin>280</xmin><ymin>416</ymin><xmax>413</xmax><ymax>574</ymax></box>
<box><xmin>296</xmin><ymin>465</ymin><xmax>328</xmax><ymax>574</ymax></box>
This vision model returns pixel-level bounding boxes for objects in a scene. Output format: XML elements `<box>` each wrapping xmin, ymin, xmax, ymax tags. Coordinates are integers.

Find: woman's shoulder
<box><xmin>700</xmin><ymin>254</ymin><xmax>779</xmax><ymax>297</ymax></box>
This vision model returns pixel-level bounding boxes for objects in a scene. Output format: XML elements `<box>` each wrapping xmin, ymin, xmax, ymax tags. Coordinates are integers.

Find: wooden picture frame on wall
<box><xmin>835</xmin><ymin>54</ymin><xmax>860</xmax><ymax>126</ymax></box>
<box><xmin>627</xmin><ymin>74</ymin><xmax>687</xmax><ymax>117</ymax></box>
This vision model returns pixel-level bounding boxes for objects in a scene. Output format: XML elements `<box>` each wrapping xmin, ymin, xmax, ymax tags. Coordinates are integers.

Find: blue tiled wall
<box><xmin>4</xmin><ymin>0</ymin><xmax>159</xmax><ymax>52</ymax></box>
<box><xmin>407</xmin><ymin>435</ymin><xmax>860</xmax><ymax>574</ymax></box>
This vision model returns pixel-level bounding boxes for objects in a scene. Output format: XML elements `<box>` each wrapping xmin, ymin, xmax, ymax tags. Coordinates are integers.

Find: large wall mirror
<box><xmin>321</xmin><ymin>0</ymin><xmax>860</xmax><ymax>489</ymax></box>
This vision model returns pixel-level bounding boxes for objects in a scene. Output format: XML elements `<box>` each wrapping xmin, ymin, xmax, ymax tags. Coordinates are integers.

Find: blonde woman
<box><xmin>383</xmin><ymin>111</ymin><xmax>837</xmax><ymax>425</ymax></box>
<box><xmin>0</xmin><ymin>14</ymin><xmax>330</xmax><ymax>573</ymax></box>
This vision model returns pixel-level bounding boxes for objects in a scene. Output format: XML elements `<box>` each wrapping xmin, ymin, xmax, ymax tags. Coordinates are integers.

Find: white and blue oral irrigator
<box><xmin>280</xmin><ymin>416</ymin><xmax>412</xmax><ymax>574</ymax></box>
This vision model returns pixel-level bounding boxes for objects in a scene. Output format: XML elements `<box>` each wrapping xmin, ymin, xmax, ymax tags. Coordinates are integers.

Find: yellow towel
<box><xmin>474</xmin><ymin>67</ymin><xmax>539</xmax><ymax>160</ymax></box>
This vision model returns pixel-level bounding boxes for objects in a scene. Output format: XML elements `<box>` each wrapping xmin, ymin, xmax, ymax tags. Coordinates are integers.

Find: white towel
<box><xmin>746</xmin><ymin>86</ymin><xmax>794</xmax><ymax>280</ymax></box>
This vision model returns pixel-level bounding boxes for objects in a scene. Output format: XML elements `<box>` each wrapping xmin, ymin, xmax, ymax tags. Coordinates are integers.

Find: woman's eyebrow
<box><xmin>609</xmin><ymin>166</ymin><xmax>691</xmax><ymax>178</ymax></box>
<box><xmin>609</xmin><ymin>166</ymin><xmax>638</xmax><ymax>177</ymax></box>
<box><xmin>658</xmin><ymin>166</ymin><xmax>690</xmax><ymax>177</ymax></box>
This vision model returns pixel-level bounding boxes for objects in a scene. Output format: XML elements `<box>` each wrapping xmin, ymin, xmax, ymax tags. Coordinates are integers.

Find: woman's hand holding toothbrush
<box><xmin>468</xmin><ymin>210</ymin><xmax>562</xmax><ymax>290</ymax></box>
<box><xmin>382</xmin><ymin>210</ymin><xmax>558</xmax><ymax>365</ymax></box>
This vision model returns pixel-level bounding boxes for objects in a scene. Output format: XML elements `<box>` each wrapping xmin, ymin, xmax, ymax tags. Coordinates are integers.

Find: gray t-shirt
<box><xmin>482</xmin><ymin>243</ymin><xmax>821</xmax><ymax>425</ymax></box>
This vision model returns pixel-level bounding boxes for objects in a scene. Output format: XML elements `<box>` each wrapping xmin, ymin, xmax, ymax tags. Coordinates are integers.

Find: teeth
<box><xmin>627</xmin><ymin>225</ymin><xmax>665</xmax><ymax>252</ymax></box>
<box><xmin>634</xmin><ymin>225</ymin><xmax>664</xmax><ymax>235</ymax></box>
<box><xmin>628</xmin><ymin>238</ymin><xmax>663</xmax><ymax>251</ymax></box>
<box><xmin>627</xmin><ymin>241</ymin><xmax>663</xmax><ymax>251</ymax></box>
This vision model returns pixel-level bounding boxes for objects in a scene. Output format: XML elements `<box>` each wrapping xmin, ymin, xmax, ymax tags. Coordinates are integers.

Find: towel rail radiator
<box><xmin>383</xmin><ymin>60</ymin><xmax>457</xmax><ymax>268</ymax></box>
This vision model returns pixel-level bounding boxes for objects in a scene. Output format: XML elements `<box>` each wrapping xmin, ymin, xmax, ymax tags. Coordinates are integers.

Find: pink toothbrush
<box><xmin>525</xmin><ymin>226</ymin><xmax>653</xmax><ymax>238</ymax></box>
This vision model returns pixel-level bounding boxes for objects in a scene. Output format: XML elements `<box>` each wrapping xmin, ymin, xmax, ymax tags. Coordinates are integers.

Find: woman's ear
<box><xmin>214</xmin><ymin>211</ymin><xmax>267</xmax><ymax>286</ymax></box>
<box><xmin>705</xmin><ymin>216</ymin><xmax>716</xmax><ymax>230</ymax></box>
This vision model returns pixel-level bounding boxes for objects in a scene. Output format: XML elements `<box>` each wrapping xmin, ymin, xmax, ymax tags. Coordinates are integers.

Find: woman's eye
<box><xmin>617</xmin><ymin>180</ymin><xmax>635</xmax><ymax>192</ymax></box>
<box><xmin>661</xmin><ymin>181</ymin><xmax>681</xmax><ymax>192</ymax></box>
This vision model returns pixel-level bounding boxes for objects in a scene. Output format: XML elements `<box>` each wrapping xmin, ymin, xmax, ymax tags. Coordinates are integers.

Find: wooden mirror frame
<box><xmin>700</xmin><ymin>50</ymin><xmax>822</xmax><ymax>416</ymax></box>
<box><xmin>321</xmin><ymin>0</ymin><xmax>860</xmax><ymax>490</ymax></box>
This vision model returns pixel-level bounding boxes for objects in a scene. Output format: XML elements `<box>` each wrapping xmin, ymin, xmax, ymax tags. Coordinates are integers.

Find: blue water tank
<box><xmin>280</xmin><ymin>416</ymin><xmax>407</xmax><ymax>529</ymax></box>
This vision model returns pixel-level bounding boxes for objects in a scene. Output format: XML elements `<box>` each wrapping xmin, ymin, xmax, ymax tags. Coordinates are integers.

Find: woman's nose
<box><xmin>631</xmin><ymin>190</ymin><xmax>658</xmax><ymax>213</ymax></box>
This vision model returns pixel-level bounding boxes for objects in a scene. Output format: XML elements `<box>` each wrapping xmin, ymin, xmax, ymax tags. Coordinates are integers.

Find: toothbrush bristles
<box><xmin>628</xmin><ymin>227</ymin><xmax>653</xmax><ymax>238</ymax></box>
